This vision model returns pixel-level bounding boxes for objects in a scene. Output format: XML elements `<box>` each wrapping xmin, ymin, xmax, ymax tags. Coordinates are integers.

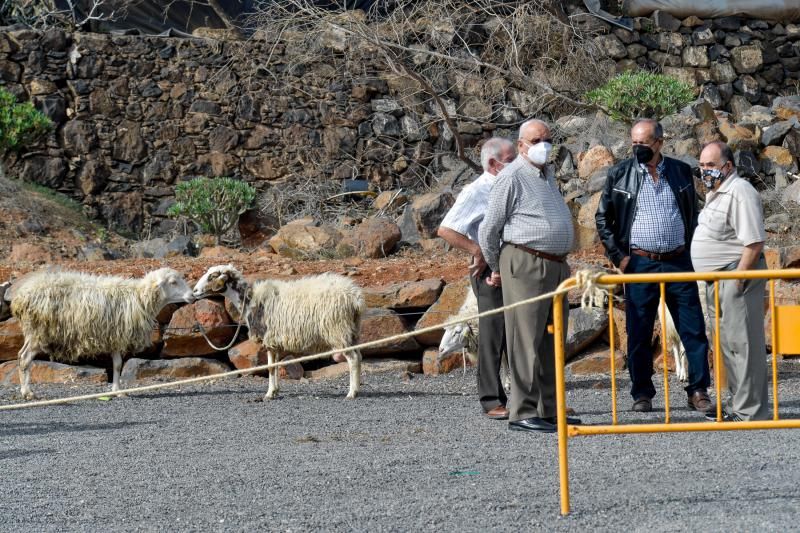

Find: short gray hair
<box><xmin>518</xmin><ymin>118</ymin><xmax>549</xmax><ymax>140</ymax></box>
<box><xmin>480</xmin><ymin>137</ymin><xmax>514</xmax><ymax>171</ymax></box>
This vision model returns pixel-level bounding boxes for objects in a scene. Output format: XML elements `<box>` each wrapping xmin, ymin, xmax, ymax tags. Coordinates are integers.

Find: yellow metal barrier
<box><xmin>553</xmin><ymin>268</ymin><xmax>800</xmax><ymax>516</ymax></box>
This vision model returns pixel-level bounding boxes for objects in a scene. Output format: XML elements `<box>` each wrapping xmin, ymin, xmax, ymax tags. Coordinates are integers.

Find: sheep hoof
<box><xmin>346</xmin><ymin>392</ymin><xmax>357</xmax><ymax>399</ymax></box>
<box><xmin>22</xmin><ymin>391</ymin><xmax>36</xmax><ymax>401</ymax></box>
<box><xmin>264</xmin><ymin>390</ymin><xmax>278</xmax><ymax>400</ymax></box>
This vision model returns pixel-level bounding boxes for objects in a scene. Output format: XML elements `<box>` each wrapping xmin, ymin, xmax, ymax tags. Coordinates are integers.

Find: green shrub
<box><xmin>168</xmin><ymin>177</ymin><xmax>256</xmax><ymax>244</ymax></box>
<box><xmin>0</xmin><ymin>87</ymin><xmax>52</xmax><ymax>155</ymax></box>
<box><xmin>586</xmin><ymin>71</ymin><xmax>695</xmax><ymax>123</ymax></box>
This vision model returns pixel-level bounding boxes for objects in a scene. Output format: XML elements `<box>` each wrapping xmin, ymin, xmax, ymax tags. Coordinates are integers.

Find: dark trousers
<box><xmin>625</xmin><ymin>250</ymin><xmax>710</xmax><ymax>400</ymax></box>
<box><xmin>470</xmin><ymin>267</ymin><xmax>508</xmax><ymax>411</ymax></box>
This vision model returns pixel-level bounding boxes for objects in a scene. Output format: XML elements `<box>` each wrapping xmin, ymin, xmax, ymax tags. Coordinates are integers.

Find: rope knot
<box><xmin>573</xmin><ymin>269</ymin><xmax>615</xmax><ymax>309</ymax></box>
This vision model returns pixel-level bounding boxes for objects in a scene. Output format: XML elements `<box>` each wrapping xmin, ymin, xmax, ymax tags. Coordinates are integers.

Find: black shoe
<box><xmin>705</xmin><ymin>410</ymin><xmax>742</xmax><ymax>422</ymax></box>
<box><xmin>542</xmin><ymin>416</ymin><xmax>583</xmax><ymax>425</ymax></box>
<box><xmin>632</xmin><ymin>398</ymin><xmax>652</xmax><ymax>412</ymax></box>
<box><xmin>508</xmin><ymin>417</ymin><xmax>557</xmax><ymax>433</ymax></box>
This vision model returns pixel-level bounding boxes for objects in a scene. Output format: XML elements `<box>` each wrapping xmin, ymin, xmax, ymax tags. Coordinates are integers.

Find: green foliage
<box><xmin>0</xmin><ymin>87</ymin><xmax>52</xmax><ymax>154</ymax></box>
<box><xmin>586</xmin><ymin>71</ymin><xmax>695</xmax><ymax>123</ymax></box>
<box><xmin>20</xmin><ymin>180</ymin><xmax>84</xmax><ymax>214</ymax></box>
<box><xmin>168</xmin><ymin>177</ymin><xmax>256</xmax><ymax>243</ymax></box>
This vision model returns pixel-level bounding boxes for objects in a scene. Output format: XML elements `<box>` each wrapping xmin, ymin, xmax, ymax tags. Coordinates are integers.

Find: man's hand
<box><xmin>486</xmin><ymin>271</ymin><xmax>502</xmax><ymax>287</ymax></box>
<box><xmin>469</xmin><ymin>253</ymin><xmax>488</xmax><ymax>278</ymax></box>
<box><xmin>618</xmin><ymin>256</ymin><xmax>631</xmax><ymax>273</ymax></box>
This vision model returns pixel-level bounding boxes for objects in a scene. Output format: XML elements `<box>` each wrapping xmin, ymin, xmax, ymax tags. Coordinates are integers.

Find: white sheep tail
<box><xmin>196</xmin><ymin>290</ymin><xmax>249</xmax><ymax>352</ymax></box>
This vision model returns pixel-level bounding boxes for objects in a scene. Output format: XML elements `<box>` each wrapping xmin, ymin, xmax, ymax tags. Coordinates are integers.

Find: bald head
<box><xmin>517</xmin><ymin>119</ymin><xmax>552</xmax><ymax>168</ymax></box>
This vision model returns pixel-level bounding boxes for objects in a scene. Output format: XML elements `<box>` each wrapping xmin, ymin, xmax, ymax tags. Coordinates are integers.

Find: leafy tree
<box><xmin>168</xmin><ymin>177</ymin><xmax>256</xmax><ymax>244</ymax></box>
<box><xmin>586</xmin><ymin>71</ymin><xmax>695</xmax><ymax>123</ymax></box>
<box><xmin>0</xmin><ymin>87</ymin><xmax>53</xmax><ymax>178</ymax></box>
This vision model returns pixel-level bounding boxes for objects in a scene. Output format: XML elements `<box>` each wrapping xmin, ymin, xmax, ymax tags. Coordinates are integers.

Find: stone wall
<box><xmin>2</xmin><ymin>9</ymin><xmax>800</xmax><ymax>236</ymax></box>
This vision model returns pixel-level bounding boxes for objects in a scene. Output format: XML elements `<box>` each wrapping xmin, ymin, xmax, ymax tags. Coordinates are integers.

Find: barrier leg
<box><xmin>660</xmin><ymin>283</ymin><xmax>670</xmax><ymax>423</ymax></box>
<box><xmin>713</xmin><ymin>280</ymin><xmax>723</xmax><ymax>422</ymax></box>
<box><xmin>553</xmin><ymin>291</ymin><xmax>570</xmax><ymax>516</ymax></box>
<box><xmin>770</xmin><ymin>279</ymin><xmax>779</xmax><ymax>421</ymax></box>
<box><xmin>608</xmin><ymin>288</ymin><xmax>618</xmax><ymax>425</ymax></box>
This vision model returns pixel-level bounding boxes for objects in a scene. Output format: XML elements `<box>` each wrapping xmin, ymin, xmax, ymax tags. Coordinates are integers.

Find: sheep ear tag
<box><xmin>211</xmin><ymin>275</ymin><xmax>228</xmax><ymax>292</ymax></box>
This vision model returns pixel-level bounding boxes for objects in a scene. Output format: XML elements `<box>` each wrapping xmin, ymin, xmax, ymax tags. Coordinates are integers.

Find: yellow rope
<box><xmin>0</xmin><ymin>269</ymin><xmax>608</xmax><ymax>411</ymax></box>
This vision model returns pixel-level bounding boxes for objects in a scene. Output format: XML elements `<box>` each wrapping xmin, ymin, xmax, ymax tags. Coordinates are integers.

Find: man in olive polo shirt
<box><xmin>691</xmin><ymin>141</ymin><xmax>769</xmax><ymax>422</ymax></box>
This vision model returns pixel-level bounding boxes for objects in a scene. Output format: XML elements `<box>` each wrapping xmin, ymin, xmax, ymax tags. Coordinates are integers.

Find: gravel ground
<box><xmin>3</xmin><ymin>361</ymin><xmax>800</xmax><ymax>532</ymax></box>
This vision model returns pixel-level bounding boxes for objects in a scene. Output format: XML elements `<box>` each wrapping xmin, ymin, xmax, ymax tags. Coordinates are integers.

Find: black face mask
<box><xmin>633</xmin><ymin>144</ymin><xmax>654</xmax><ymax>164</ymax></box>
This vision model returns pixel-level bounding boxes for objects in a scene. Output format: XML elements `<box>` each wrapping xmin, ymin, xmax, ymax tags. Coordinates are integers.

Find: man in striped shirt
<box><xmin>596</xmin><ymin>118</ymin><xmax>711</xmax><ymax>414</ymax></box>
<box><xmin>479</xmin><ymin>119</ymin><xmax>579</xmax><ymax>433</ymax></box>
<box><xmin>438</xmin><ymin>137</ymin><xmax>516</xmax><ymax>420</ymax></box>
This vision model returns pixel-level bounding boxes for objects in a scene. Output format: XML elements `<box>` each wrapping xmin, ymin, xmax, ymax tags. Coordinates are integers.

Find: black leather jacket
<box><xmin>594</xmin><ymin>156</ymin><xmax>699</xmax><ymax>267</ymax></box>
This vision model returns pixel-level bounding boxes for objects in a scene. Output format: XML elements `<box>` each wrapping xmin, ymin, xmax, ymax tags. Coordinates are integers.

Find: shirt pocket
<box><xmin>701</xmin><ymin>205</ymin><xmax>732</xmax><ymax>238</ymax></box>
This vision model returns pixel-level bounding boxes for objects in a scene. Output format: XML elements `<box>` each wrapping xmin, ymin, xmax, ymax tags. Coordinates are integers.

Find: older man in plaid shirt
<box><xmin>596</xmin><ymin>118</ymin><xmax>711</xmax><ymax>414</ymax></box>
<box><xmin>479</xmin><ymin>119</ymin><xmax>579</xmax><ymax>433</ymax></box>
<box><xmin>438</xmin><ymin>137</ymin><xmax>516</xmax><ymax>420</ymax></box>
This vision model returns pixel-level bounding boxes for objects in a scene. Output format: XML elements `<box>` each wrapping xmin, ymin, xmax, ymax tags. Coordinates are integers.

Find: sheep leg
<box><xmin>18</xmin><ymin>340</ymin><xmax>37</xmax><ymax>400</ymax></box>
<box><xmin>264</xmin><ymin>350</ymin><xmax>280</xmax><ymax>400</ymax></box>
<box><xmin>111</xmin><ymin>352</ymin><xmax>123</xmax><ymax>393</ymax></box>
<box><xmin>343</xmin><ymin>349</ymin><xmax>361</xmax><ymax>399</ymax></box>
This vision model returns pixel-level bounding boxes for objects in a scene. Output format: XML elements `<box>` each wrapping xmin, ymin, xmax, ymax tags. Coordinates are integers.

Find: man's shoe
<box><xmin>543</xmin><ymin>416</ymin><xmax>582</xmax><ymax>425</ymax></box>
<box><xmin>508</xmin><ymin>417</ymin><xmax>557</xmax><ymax>433</ymax></box>
<box><xmin>632</xmin><ymin>398</ymin><xmax>652</xmax><ymax>412</ymax></box>
<box><xmin>688</xmin><ymin>390</ymin><xmax>713</xmax><ymax>413</ymax></box>
<box><xmin>485</xmin><ymin>405</ymin><xmax>509</xmax><ymax>420</ymax></box>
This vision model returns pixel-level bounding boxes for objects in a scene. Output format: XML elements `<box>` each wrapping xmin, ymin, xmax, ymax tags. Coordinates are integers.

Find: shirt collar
<box><xmin>639</xmin><ymin>157</ymin><xmax>665</xmax><ymax>176</ymax></box>
<box><xmin>706</xmin><ymin>171</ymin><xmax>740</xmax><ymax>202</ymax></box>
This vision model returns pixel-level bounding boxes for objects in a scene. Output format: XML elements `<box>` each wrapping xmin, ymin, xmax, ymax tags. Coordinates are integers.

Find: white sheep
<box><xmin>658</xmin><ymin>301</ymin><xmax>688</xmax><ymax>383</ymax></box>
<box><xmin>192</xmin><ymin>265</ymin><xmax>365</xmax><ymax>400</ymax></box>
<box><xmin>438</xmin><ymin>288</ymin><xmax>510</xmax><ymax>392</ymax></box>
<box><xmin>10</xmin><ymin>267</ymin><xmax>195</xmax><ymax>399</ymax></box>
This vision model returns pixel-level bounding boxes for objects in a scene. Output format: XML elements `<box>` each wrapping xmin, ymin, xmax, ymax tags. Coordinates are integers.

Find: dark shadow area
<box><xmin>0</xmin><ymin>448</ymin><xmax>57</xmax><ymax>461</ymax></box>
<box><xmin>0</xmin><ymin>420</ymin><xmax>155</xmax><ymax>437</ymax></box>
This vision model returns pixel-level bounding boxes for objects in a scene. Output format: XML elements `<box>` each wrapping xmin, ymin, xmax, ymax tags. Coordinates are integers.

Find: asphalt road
<box><xmin>2</xmin><ymin>361</ymin><xmax>800</xmax><ymax>532</ymax></box>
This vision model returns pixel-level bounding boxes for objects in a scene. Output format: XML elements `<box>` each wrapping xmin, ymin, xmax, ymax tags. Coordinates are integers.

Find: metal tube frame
<box><xmin>554</xmin><ymin>268</ymin><xmax>800</xmax><ymax>516</ymax></box>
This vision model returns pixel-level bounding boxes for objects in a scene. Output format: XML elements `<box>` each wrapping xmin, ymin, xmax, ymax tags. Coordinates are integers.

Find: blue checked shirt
<box><xmin>629</xmin><ymin>158</ymin><xmax>685</xmax><ymax>253</ymax></box>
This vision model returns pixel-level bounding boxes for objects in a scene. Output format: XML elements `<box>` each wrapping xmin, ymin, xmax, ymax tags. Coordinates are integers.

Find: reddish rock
<box><xmin>7</xmin><ymin>243</ymin><xmax>53</xmax><ymax>264</ymax></box>
<box><xmin>162</xmin><ymin>299</ymin><xmax>235</xmax><ymax>357</ymax></box>
<box><xmin>760</xmin><ymin>146</ymin><xmax>795</xmax><ymax>169</ymax></box>
<box><xmin>411</xmin><ymin>192</ymin><xmax>455</xmax><ymax>239</ymax></box>
<box><xmin>575</xmin><ymin>192</ymin><xmax>602</xmax><ymax>250</ymax></box>
<box><xmin>364</xmin><ymin>279</ymin><xmax>444</xmax><ymax>309</ymax></box>
<box><xmin>422</xmin><ymin>347</ymin><xmax>473</xmax><ymax>375</ymax></box>
<box><xmin>269</xmin><ymin>223</ymin><xmax>342</xmax><ymax>258</ymax></box>
<box><xmin>120</xmin><ymin>357</ymin><xmax>231</xmax><ymax>385</ymax></box>
<box><xmin>358</xmin><ymin>308</ymin><xmax>419</xmax><ymax>356</ymax></box>
<box><xmin>372</xmin><ymin>190</ymin><xmax>408</xmax><ymax>211</ymax></box>
<box><xmin>718</xmin><ymin>118</ymin><xmax>759</xmax><ymax>150</ymax></box>
<box><xmin>338</xmin><ymin>218</ymin><xmax>401</xmax><ymax>259</ymax></box>
<box><xmin>764</xmin><ymin>247</ymin><xmax>781</xmax><ymax>270</ymax></box>
<box><xmin>578</xmin><ymin>146</ymin><xmax>614</xmax><ymax>179</ymax></box>
<box><xmin>308</xmin><ymin>358</ymin><xmax>420</xmax><ymax>380</ymax></box>
<box><xmin>569</xmin><ymin>345</ymin><xmax>626</xmax><ymax>375</ymax></box>
<box><xmin>156</xmin><ymin>303</ymin><xmax>181</xmax><ymax>325</ymax></box>
<box><xmin>414</xmin><ymin>277</ymin><xmax>471</xmax><ymax>346</ymax></box>
<box><xmin>0</xmin><ymin>318</ymin><xmax>24</xmax><ymax>361</ymax></box>
<box><xmin>781</xmin><ymin>246</ymin><xmax>800</xmax><ymax>269</ymax></box>
<box><xmin>227</xmin><ymin>339</ymin><xmax>303</xmax><ymax>380</ymax></box>
<box><xmin>0</xmin><ymin>360</ymin><xmax>107</xmax><ymax>385</ymax></box>
<box><xmin>238</xmin><ymin>209</ymin><xmax>274</xmax><ymax>248</ymax></box>
<box><xmin>199</xmin><ymin>245</ymin><xmax>242</xmax><ymax>259</ymax></box>
<box><xmin>602</xmin><ymin>307</ymin><xmax>629</xmax><ymax>356</ymax></box>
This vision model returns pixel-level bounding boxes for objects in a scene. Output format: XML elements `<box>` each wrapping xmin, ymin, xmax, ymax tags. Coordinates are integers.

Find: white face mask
<box><xmin>527</xmin><ymin>142</ymin><xmax>552</xmax><ymax>166</ymax></box>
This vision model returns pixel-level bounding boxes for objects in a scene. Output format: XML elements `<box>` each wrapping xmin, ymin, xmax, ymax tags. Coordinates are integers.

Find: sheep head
<box><xmin>145</xmin><ymin>268</ymin><xmax>195</xmax><ymax>305</ymax></box>
<box><xmin>439</xmin><ymin>323</ymin><xmax>470</xmax><ymax>356</ymax></box>
<box><xmin>193</xmin><ymin>264</ymin><xmax>245</xmax><ymax>300</ymax></box>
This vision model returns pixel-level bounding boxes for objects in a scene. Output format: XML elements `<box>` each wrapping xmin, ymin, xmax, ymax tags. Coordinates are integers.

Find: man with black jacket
<box><xmin>595</xmin><ymin>118</ymin><xmax>711</xmax><ymax>414</ymax></box>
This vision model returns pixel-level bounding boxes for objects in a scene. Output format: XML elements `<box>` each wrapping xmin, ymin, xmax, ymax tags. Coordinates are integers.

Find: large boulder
<box><xmin>422</xmin><ymin>346</ymin><xmax>473</xmax><ymax>375</ymax></box>
<box><xmin>566</xmin><ymin>307</ymin><xmax>608</xmax><ymax>360</ymax></box>
<box><xmin>575</xmin><ymin>192</ymin><xmax>602</xmax><ymax>250</ymax></box>
<box><xmin>410</xmin><ymin>192</ymin><xmax>454</xmax><ymax>239</ymax></box>
<box><xmin>338</xmin><ymin>218</ymin><xmax>401</xmax><ymax>259</ymax></box>
<box><xmin>578</xmin><ymin>146</ymin><xmax>614</xmax><ymax>179</ymax></box>
<box><xmin>358</xmin><ymin>308</ymin><xmax>419</xmax><ymax>356</ymax></box>
<box><xmin>269</xmin><ymin>223</ymin><xmax>342</xmax><ymax>258</ymax></box>
<box><xmin>364</xmin><ymin>279</ymin><xmax>444</xmax><ymax>309</ymax></box>
<box><xmin>568</xmin><ymin>344</ymin><xmax>626</xmax><ymax>375</ymax></box>
<box><xmin>227</xmin><ymin>339</ymin><xmax>303</xmax><ymax>380</ymax></box>
<box><xmin>730</xmin><ymin>45</ymin><xmax>763</xmax><ymax>74</ymax></box>
<box><xmin>0</xmin><ymin>360</ymin><xmax>107</xmax><ymax>385</ymax></box>
<box><xmin>162</xmin><ymin>299</ymin><xmax>236</xmax><ymax>357</ymax></box>
<box><xmin>0</xmin><ymin>318</ymin><xmax>25</xmax><ymax>361</ymax></box>
<box><xmin>414</xmin><ymin>276</ymin><xmax>471</xmax><ymax>346</ymax></box>
<box><xmin>7</xmin><ymin>243</ymin><xmax>53</xmax><ymax>264</ymax></box>
<box><xmin>772</xmin><ymin>96</ymin><xmax>800</xmax><ymax>121</ymax></box>
<box><xmin>120</xmin><ymin>357</ymin><xmax>231</xmax><ymax>385</ymax></box>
